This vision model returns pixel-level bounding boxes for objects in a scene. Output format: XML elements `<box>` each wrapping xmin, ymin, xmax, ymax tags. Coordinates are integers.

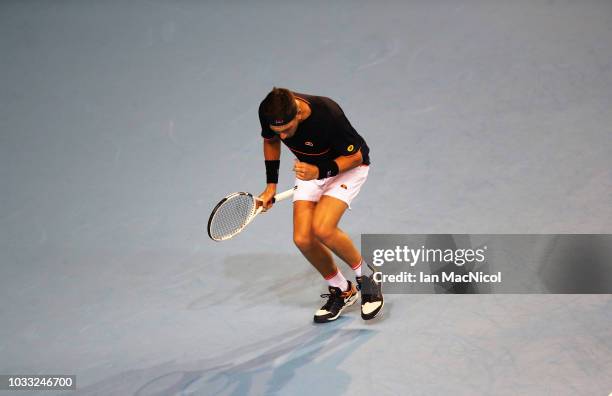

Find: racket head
<box><xmin>207</xmin><ymin>192</ymin><xmax>259</xmax><ymax>241</ymax></box>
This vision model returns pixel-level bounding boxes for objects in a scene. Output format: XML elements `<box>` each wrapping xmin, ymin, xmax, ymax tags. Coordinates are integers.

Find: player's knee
<box><xmin>293</xmin><ymin>233</ymin><xmax>315</xmax><ymax>250</ymax></box>
<box><xmin>312</xmin><ymin>224</ymin><xmax>335</xmax><ymax>242</ymax></box>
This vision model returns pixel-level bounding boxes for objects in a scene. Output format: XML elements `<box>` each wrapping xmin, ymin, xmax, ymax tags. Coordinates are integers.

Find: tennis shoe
<box><xmin>356</xmin><ymin>264</ymin><xmax>384</xmax><ymax>320</ymax></box>
<box><xmin>313</xmin><ymin>281</ymin><xmax>358</xmax><ymax>323</ymax></box>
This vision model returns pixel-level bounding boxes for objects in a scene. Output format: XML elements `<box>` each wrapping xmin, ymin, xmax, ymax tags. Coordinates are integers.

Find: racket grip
<box><xmin>272</xmin><ymin>188</ymin><xmax>294</xmax><ymax>203</ymax></box>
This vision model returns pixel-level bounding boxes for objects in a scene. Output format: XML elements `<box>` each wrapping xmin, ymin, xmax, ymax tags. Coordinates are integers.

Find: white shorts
<box><xmin>293</xmin><ymin>165</ymin><xmax>369</xmax><ymax>209</ymax></box>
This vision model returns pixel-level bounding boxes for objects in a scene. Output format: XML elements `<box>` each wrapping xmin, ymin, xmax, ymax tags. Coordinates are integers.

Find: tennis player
<box><xmin>257</xmin><ymin>87</ymin><xmax>383</xmax><ymax>323</ymax></box>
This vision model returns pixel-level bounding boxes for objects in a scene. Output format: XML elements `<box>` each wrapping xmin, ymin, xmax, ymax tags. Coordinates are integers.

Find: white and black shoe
<box><xmin>356</xmin><ymin>264</ymin><xmax>384</xmax><ymax>320</ymax></box>
<box><xmin>313</xmin><ymin>281</ymin><xmax>359</xmax><ymax>323</ymax></box>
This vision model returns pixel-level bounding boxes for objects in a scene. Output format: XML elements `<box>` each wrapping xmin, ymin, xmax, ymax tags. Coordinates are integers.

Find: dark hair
<box><xmin>261</xmin><ymin>87</ymin><xmax>297</xmax><ymax>126</ymax></box>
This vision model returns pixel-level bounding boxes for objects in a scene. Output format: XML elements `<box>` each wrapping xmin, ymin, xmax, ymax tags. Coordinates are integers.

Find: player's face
<box><xmin>269</xmin><ymin>114</ymin><xmax>299</xmax><ymax>140</ymax></box>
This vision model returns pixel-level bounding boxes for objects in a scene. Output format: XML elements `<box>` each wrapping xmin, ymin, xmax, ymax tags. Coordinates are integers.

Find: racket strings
<box><xmin>209</xmin><ymin>194</ymin><xmax>256</xmax><ymax>240</ymax></box>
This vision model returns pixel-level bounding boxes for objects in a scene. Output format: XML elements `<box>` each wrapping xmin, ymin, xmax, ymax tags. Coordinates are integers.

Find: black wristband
<box><xmin>265</xmin><ymin>160</ymin><xmax>280</xmax><ymax>184</ymax></box>
<box><xmin>316</xmin><ymin>160</ymin><xmax>339</xmax><ymax>180</ymax></box>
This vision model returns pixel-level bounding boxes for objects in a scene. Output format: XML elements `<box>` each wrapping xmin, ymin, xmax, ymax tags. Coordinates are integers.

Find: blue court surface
<box><xmin>1</xmin><ymin>1</ymin><xmax>611</xmax><ymax>395</ymax></box>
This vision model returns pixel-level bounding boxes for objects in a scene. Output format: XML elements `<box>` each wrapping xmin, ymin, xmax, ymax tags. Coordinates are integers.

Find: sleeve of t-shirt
<box><xmin>328</xmin><ymin>103</ymin><xmax>362</xmax><ymax>156</ymax></box>
<box><xmin>258</xmin><ymin>103</ymin><xmax>277</xmax><ymax>140</ymax></box>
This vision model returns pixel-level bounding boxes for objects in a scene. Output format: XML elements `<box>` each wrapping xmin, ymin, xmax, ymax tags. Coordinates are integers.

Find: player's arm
<box><xmin>263</xmin><ymin>136</ymin><xmax>281</xmax><ymax>161</ymax></box>
<box><xmin>260</xmin><ymin>136</ymin><xmax>281</xmax><ymax>210</ymax></box>
<box><xmin>333</xmin><ymin>148</ymin><xmax>363</xmax><ymax>173</ymax></box>
<box><xmin>294</xmin><ymin>149</ymin><xmax>362</xmax><ymax>181</ymax></box>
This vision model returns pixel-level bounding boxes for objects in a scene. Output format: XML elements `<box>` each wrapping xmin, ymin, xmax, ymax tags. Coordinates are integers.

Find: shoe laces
<box><xmin>320</xmin><ymin>287</ymin><xmax>345</xmax><ymax>312</ymax></box>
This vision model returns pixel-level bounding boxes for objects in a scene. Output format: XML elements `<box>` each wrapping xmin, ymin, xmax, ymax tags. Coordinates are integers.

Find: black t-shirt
<box><xmin>259</xmin><ymin>92</ymin><xmax>370</xmax><ymax>166</ymax></box>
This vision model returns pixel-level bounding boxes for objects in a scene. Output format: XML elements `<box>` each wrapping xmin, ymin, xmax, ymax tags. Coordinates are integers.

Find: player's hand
<box><xmin>257</xmin><ymin>185</ymin><xmax>277</xmax><ymax>212</ymax></box>
<box><xmin>293</xmin><ymin>160</ymin><xmax>319</xmax><ymax>181</ymax></box>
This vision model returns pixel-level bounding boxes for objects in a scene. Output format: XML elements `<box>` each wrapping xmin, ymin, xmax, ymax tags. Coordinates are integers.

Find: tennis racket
<box><xmin>207</xmin><ymin>188</ymin><xmax>294</xmax><ymax>241</ymax></box>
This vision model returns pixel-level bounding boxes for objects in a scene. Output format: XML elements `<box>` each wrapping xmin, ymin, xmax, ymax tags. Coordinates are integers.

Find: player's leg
<box><xmin>311</xmin><ymin>195</ymin><xmax>362</xmax><ymax>269</ymax></box>
<box><xmin>293</xmin><ymin>199</ymin><xmax>358</xmax><ymax>323</ymax></box>
<box><xmin>311</xmin><ymin>164</ymin><xmax>370</xmax><ymax>273</ymax></box>
<box><xmin>313</xmin><ymin>165</ymin><xmax>383</xmax><ymax>320</ymax></box>
<box><xmin>293</xmin><ymin>200</ymin><xmax>337</xmax><ymax>279</ymax></box>
<box><xmin>292</xmin><ymin>178</ymin><xmax>353</xmax><ymax>288</ymax></box>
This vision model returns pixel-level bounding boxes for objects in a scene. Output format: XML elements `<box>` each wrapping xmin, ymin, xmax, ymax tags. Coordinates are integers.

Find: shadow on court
<box><xmin>73</xmin><ymin>320</ymin><xmax>377</xmax><ymax>395</ymax></box>
<box><xmin>188</xmin><ymin>254</ymin><xmax>347</xmax><ymax>310</ymax></box>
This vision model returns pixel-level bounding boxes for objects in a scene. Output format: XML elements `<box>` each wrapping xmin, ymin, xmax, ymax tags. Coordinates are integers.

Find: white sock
<box><xmin>351</xmin><ymin>258</ymin><xmax>363</xmax><ymax>277</ymax></box>
<box><xmin>326</xmin><ymin>269</ymin><xmax>348</xmax><ymax>291</ymax></box>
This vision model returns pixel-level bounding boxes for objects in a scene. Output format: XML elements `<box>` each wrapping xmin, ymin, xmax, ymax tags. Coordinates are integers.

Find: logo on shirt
<box><xmin>305</xmin><ymin>141</ymin><xmax>314</xmax><ymax>147</ymax></box>
<box><xmin>347</xmin><ymin>145</ymin><xmax>354</xmax><ymax>152</ymax></box>
<box><xmin>340</xmin><ymin>184</ymin><xmax>348</xmax><ymax>190</ymax></box>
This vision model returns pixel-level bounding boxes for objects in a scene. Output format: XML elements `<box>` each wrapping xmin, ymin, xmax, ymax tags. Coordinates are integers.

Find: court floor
<box><xmin>1</xmin><ymin>1</ymin><xmax>611</xmax><ymax>395</ymax></box>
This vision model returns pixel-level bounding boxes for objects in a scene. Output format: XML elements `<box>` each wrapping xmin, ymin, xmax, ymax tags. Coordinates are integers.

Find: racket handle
<box><xmin>272</xmin><ymin>188</ymin><xmax>294</xmax><ymax>203</ymax></box>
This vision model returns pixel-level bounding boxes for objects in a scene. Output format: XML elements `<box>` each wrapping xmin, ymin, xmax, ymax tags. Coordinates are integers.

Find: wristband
<box><xmin>265</xmin><ymin>160</ymin><xmax>280</xmax><ymax>184</ymax></box>
<box><xmin>316</xmin><ymin>160</ymin><xmax>339</xmax><ymax>180</ymax></box>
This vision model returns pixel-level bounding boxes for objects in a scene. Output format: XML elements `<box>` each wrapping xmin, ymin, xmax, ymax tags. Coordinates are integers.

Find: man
<box><xmin>257</xmin><ymin>87</ymin><xmax>383</xmax><ymax>323</ymax></box>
